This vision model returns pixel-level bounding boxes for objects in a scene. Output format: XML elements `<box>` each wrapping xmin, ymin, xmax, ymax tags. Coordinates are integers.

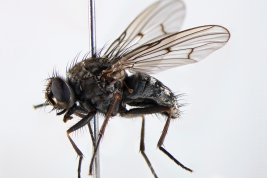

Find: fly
<box><xmin>34</xmin><ymin>0</ymin><xmax>230</xmax><ymax>177</ymax></box>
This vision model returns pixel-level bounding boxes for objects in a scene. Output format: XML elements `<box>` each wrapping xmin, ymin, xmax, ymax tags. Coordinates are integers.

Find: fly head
<box><xmin>45</xmin><ymin>77</ymin><xmax>76</xmax><ymax>110</ymax></box>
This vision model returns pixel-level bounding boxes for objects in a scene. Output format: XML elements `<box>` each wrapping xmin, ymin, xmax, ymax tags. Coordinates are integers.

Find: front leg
<box><xmin>63</xmin><ymin>104</ymin><xmax>78</xmax><ymax>123</ymax></box>
<box><xmin>66</xmin><ymin>111</ymin><xmax>95</xmax><ymax>178</ymax></box>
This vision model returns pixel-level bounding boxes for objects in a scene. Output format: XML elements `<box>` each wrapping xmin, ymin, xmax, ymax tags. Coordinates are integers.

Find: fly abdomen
<box><xmin>123</xmin><ymin>73</ymin><xmax>180</xmax><ymax>118</ymax></box>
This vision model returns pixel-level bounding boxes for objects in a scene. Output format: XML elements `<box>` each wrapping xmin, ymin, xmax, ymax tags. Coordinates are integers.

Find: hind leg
<box><xmin>124</xmin><ymin>106</ymin><xmax>193</xmax><ymax>176</ymax></box>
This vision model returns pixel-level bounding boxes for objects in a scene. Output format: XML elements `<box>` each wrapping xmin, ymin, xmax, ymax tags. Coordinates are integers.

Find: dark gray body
<box><xmin>67</xmin><ymin>58</ymin><xmax>179</xmax><ymax>118</ymax></box>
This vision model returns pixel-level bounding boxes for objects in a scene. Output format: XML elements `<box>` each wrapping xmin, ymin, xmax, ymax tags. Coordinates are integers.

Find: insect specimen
<box><xmin>34</xmin><ymin>0</ymin><xmax>230</xmax><ymax>177</ymax></box>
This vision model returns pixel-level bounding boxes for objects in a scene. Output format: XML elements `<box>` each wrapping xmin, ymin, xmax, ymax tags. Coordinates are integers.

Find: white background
<box><xmin>0</xmin><ymin>0</ymin><xmax>266</xmax><ymax>178</ymax></box>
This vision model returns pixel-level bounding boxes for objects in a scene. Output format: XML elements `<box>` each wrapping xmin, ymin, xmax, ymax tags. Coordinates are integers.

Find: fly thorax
<box><xmin>83</xmin><ymin>58</ymin><xmax>110</xmax><ymax>76</ymax></box>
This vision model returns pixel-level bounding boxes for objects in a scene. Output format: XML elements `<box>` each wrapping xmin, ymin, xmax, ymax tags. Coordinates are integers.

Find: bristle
<box><xmin>82</xmin><ymin>51</ymin><xmax>90</xmax><ymax>60</ymax></box>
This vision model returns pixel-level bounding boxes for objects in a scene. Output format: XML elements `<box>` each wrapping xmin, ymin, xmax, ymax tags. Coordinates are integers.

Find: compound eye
<box><xmin>51</xmin><ymin>78</ymin><xmax>70</xmax><ymax>102</ymax></box>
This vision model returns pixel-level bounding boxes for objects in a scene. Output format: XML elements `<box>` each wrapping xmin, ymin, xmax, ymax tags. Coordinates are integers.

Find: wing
<box><xmin>103</xmin><ymin>0</ymin><xmax>185</xmax><ymax>58</ymax></box>
<box><xmin>107</xmin><ymin>25</ymin><xmax>230</xmax><ymax>74</ymax></box>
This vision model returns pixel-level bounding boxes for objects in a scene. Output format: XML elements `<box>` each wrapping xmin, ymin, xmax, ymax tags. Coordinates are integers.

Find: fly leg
<box><xmin>157</xmin><ymin>109</ymin><xmax>193</xmax><ymax>173</ymax></box>
<box><xmin>140</xmin><ymin>116</ymin><xmax>158</xmax><ymax>178</ymax></box>
<box><xmin>123</xmin><ymin>106</ymin><xmax>193</xmax><ymax>176</ymax></box>
<box><xmin>87</xmin><ymin>122</ymin><xmax>96</xmax><ymax>147</ymax></box>
<box><xmin>73</xmin><ymin>113</ymin><xmax>96</xmax><ymax>147</ymax></box>
<box><xmin>72</xmin><ymin>106</ymin><xmax>96</xmax><ymax>147</ymax></box>
<box><xmin>74</xmin><ymin>111</ymin><xmax>96</xmax><ymax>147</ymax></box>
<box><xmin>89</xmin><ymin>93</ymin><xmax>121</xmax><ymax>175</ymax></box>
<box><xmin>66</xmin><ymin>111</ymin><xmax>95</xmax><ymax>178</ymax></box>
<box><xmin>123</xmin><ymin>106</ymin><xmax>171</xmax><ymax>178</ymax></box>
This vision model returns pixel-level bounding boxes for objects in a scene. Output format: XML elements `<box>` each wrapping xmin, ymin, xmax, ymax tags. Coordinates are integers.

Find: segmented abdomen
<box><xmin>123</xmin><ymin>73</ymin><xmax>180</xmax><ymax>118</ymax></box>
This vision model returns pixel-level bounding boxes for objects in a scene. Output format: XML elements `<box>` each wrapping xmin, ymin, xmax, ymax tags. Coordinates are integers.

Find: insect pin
<box><xmin>34</xmin><ymin>0</ymin><xmax>230</xmax><ymax>177</ymax></box>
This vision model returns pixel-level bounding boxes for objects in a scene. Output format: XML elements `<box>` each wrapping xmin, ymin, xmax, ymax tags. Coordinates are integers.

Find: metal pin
<box><xmin>88</xmin><ymin>0</ymin><xmax>100</xmax><ymax>177</ymax></box>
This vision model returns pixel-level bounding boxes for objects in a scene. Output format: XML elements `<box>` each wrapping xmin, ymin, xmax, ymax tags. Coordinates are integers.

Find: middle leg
<box><xmin>140</xmin><ymin>115</ymin><xmax>158</xmax><ymax>178</ymax></box>
<box><xmin>89</xmin><ymin>93</ymin><xmax>121</xmax><ymax>175</ymax></box>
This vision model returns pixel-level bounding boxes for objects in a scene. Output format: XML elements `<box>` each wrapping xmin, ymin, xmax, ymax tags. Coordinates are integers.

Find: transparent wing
<box><xmin>104</xmin><ymin>0</ymin><xmax>185</xmax><ymax>58</ymax></box>
<box><xmin>110</xmin><ymin>25</ymin><xmax>230</xmax><ymax>74</ymax></box>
